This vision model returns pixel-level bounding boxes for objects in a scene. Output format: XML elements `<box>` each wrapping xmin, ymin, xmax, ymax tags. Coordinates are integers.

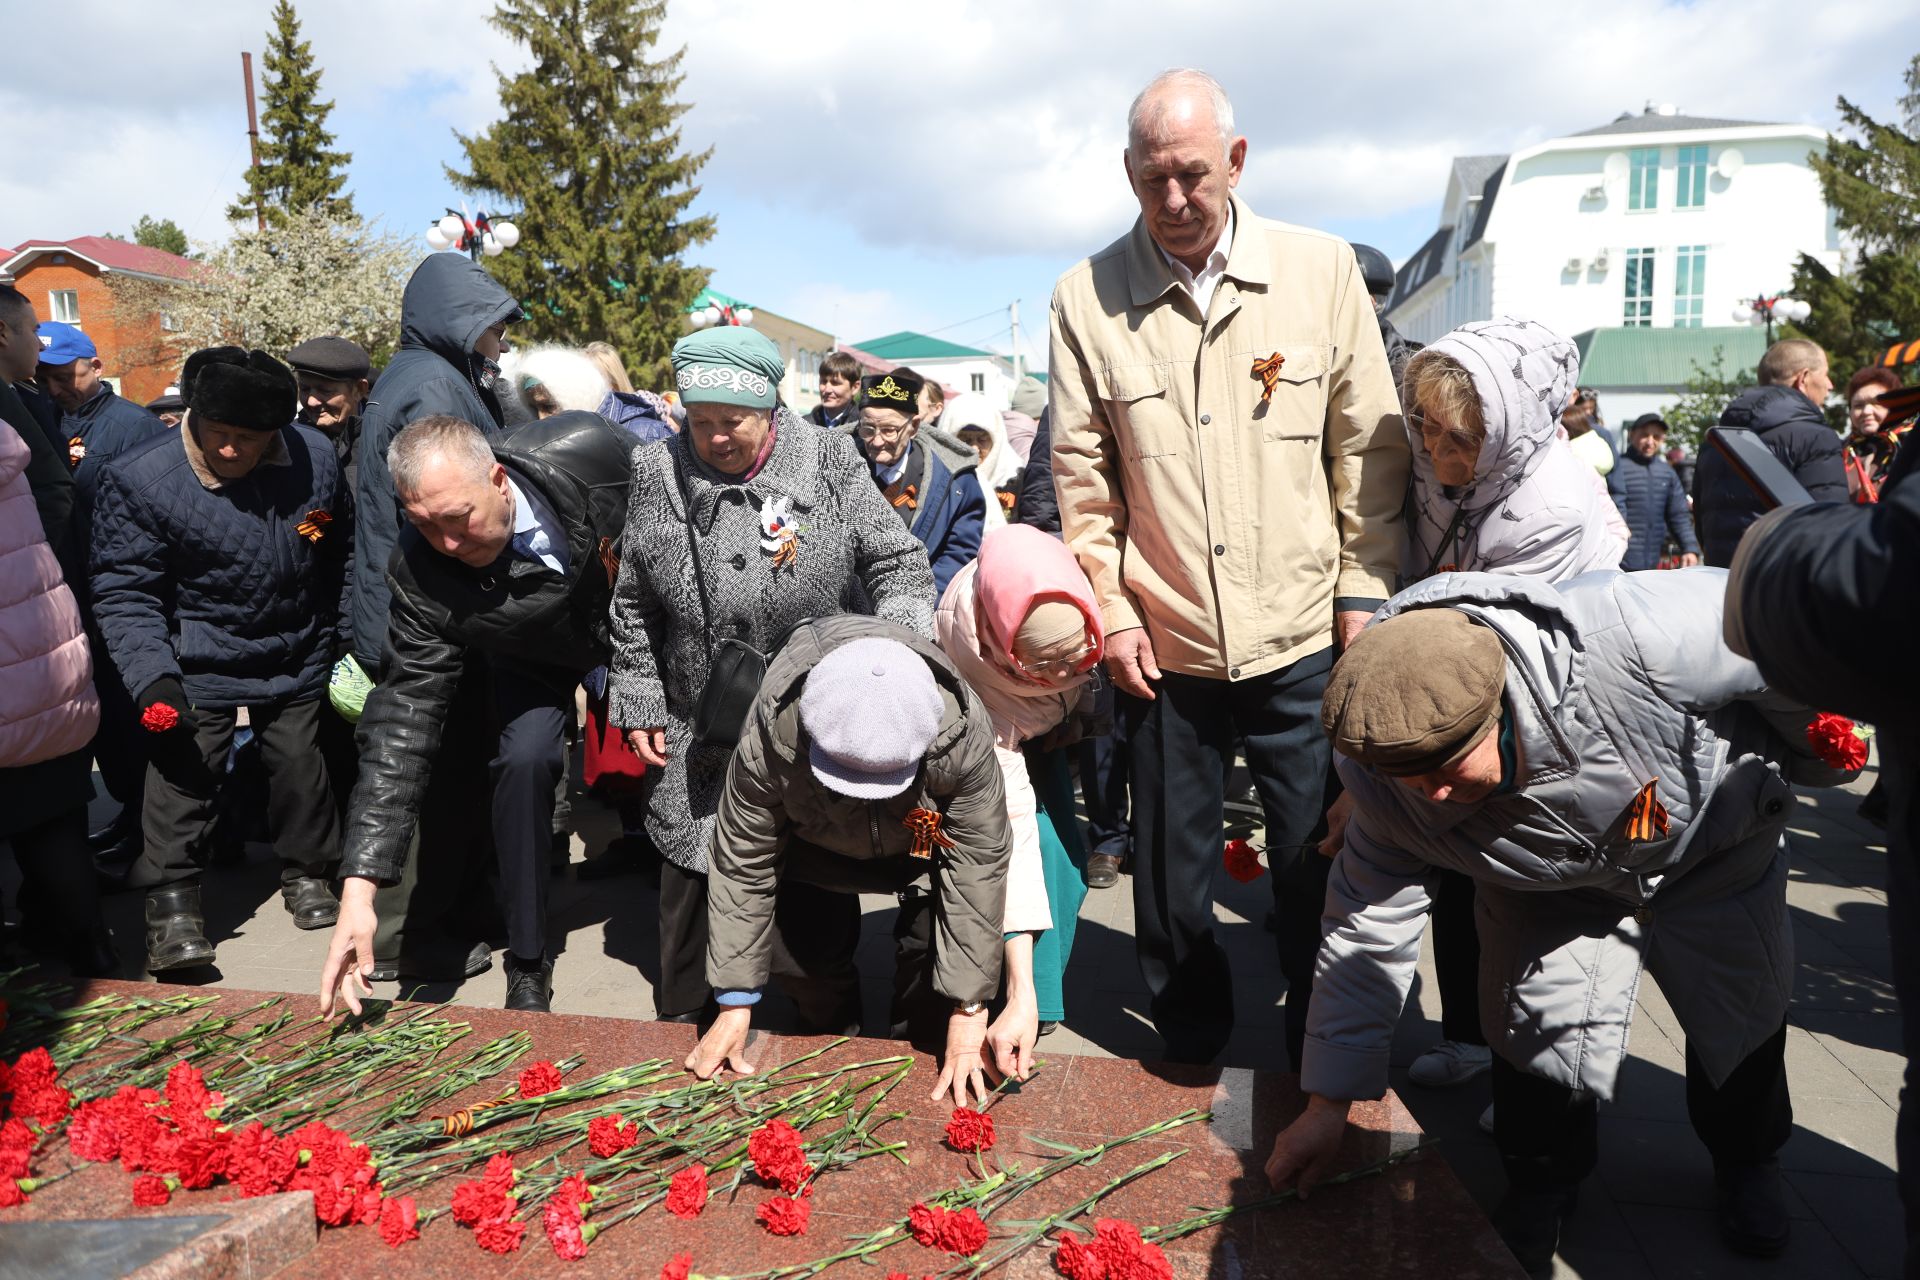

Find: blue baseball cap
<box><xmin>37</xmin><ymin>321</ymin><xmax>97</xmax><ymax>366</ymax></box>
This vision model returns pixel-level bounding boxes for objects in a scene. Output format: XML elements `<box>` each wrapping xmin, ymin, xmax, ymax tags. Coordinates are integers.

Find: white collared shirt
<box><xmin>506</xmin><ymin>475</ymin><xmax>567</xmax><ymax>575</ymax></box>
<box><xmin>1160</xmin><ymin>204</ymin><xmax>1235</xmax><ymax>316</ymax></box>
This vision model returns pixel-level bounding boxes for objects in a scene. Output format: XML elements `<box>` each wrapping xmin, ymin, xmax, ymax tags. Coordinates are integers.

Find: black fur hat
<box><xmin>185</xmin><ymin>347</ymin><xmax>296</xmax><ymax>432</ymax></box>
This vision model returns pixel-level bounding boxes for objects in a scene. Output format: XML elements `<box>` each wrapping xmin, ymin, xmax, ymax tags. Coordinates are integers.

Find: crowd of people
<box><xmin>0</xmin><ymin>67</ymin><xmax>1914</xmax><ymax>1279</ymax></box>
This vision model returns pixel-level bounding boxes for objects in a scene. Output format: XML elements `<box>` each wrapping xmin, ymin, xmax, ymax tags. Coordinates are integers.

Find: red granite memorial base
<box><xmin>7</xmin><ymin>980</ymin><xmax>1524</xmax><ymax>1277</ymax></box>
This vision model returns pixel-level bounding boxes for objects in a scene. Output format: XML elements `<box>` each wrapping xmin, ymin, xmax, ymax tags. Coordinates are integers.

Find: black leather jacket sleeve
<box><xmin>338</xmin><ymin>571</ymin><xmax>468</xmax><ymax>884</ymax></box>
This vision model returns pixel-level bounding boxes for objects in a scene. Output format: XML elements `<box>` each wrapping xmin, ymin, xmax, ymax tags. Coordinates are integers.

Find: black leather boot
<box><xmin>144</xmin><ymin>884</ymin><xmax>214</xmax><ymax>972</ymax></box>
<box><xmin>1714</xmin><ymin>1158</ymin><xmax>1791</xmax><ymax>1257</ymax></box>
<box><xmin>503</xmin><ymin>953</ymin><xmax>554</xmax><ymax>1012</ymax></box>
<box><xmin>281</xmin><ymin>876</ymin><xmax>340</xmax><ymax>930</ymax></box>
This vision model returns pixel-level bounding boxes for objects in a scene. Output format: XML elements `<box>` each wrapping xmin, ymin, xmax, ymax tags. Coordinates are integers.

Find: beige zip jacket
<box><xmin>1049</xmin><ymin>196</ymin><xmax>1408</xmax><ymax>681</ymax></box>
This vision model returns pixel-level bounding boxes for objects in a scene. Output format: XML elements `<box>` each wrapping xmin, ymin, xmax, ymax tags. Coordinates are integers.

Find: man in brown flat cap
<box><xmin>1263</xmin><ymin>569</ymin><xmax>1859</xmax><ymax>1277</ymax></box>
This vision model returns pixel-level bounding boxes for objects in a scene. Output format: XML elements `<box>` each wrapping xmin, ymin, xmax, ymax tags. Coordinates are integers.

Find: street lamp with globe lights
<box><xmin>424</xmin><ymin>208</ymin><xmax>523</xmax><ymax>264</ymax></box>
<box><xmin>1735</xmin><ymin>293</ymin><xmax>1811</xmax><ymax>345</ymax></box>
<box><xmin>687</xmin><ymin>299</ymin><xmax>755</xmax><ymax>329</ymax></box>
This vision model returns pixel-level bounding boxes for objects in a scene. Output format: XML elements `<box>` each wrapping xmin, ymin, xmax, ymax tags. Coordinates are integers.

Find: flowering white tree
<box><xmin>111</xmin><ymin>207</ymin><xmax>421</xmax><ymax>372</ymax></box>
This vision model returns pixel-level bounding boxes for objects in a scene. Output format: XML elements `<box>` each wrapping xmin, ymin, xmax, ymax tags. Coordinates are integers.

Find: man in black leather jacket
<box><xmin>319</xmin><ymin>410</ymin><xmax>632</xmax><ymax>1014</ymax></box>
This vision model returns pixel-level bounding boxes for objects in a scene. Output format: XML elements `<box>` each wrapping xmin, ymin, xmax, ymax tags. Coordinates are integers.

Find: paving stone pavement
<box><xmin>15</xmin><ymin>754</ymin><xmax>1901</xmax><ymax>1279</ymax></box>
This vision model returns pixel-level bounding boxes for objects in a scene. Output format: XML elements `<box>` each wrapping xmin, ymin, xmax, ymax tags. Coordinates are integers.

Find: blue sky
<box><xmin>4</xmin><ymin>1</ymin><xmax>1916</xmax><ymax>372</ymax></box>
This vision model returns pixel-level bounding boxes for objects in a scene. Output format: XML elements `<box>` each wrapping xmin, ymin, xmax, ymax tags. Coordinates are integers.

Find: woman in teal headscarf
<box><xmin>606</xmin><ymin>326</ymin><xmax>937</xmax><ymax>1025</ymax></box>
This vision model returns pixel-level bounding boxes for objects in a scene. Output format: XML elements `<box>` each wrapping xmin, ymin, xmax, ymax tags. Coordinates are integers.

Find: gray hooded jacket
<box><xmin>1303</xmin><ymin>568</ymin><xmax>1855</xmax><ymax>1103</ymax></box>
<box><xmin>349</xmin><ymin>255</ymin><xmax>523</xmax><ymax>668</ymax></box>
<box><xmin>1405</xmin><ymin>318</ymin><xmax>1624</xmax><ymax>583</ymax></box>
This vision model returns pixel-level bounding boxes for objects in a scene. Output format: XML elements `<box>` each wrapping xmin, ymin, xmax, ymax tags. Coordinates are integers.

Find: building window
<box><xmin>1628</xmin><ymin>148</ymin><xmax>1660</xmax><ymax>211</ymax></box>
<box><xmin>1674</xmin><ymin>245</ymin><xmax>1706</xmax><ymax>328</ymax></box>
<box><xmin>1623</xmin><ymin>247</ymin><xmax>1656</xmax><ymax>326</ymax></box>
<box><xmin>1676</xmin><ymin>145</ymin><xmax>1708</xmax><ymax>209</ymax></box>
<box><xmin>49</xmin><ymin>290</ymin><xmax>79</xmax><ymax>324</ymax></box>
<box><xmin>970</xmin><ymin>373</ymin><xmax>985</xmax><ymax>393</ymax></box>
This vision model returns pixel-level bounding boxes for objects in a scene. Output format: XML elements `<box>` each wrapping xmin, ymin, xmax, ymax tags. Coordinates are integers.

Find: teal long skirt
<box><xmin>1024</xmin><ymin>747</ymin><xmax>1090</xmax><ymax>1023</ymax></box>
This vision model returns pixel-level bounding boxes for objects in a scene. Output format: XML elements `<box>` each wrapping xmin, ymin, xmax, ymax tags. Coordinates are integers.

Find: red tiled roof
<box><xmin>3</xmin><ymin>235</ymin><xmax>198</xmax><ymax>281</ymax></box>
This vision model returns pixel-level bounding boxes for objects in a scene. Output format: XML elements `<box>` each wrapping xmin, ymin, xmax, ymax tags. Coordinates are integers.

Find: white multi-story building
<box><xmin>851</xmin><ymin>332</ymin><xmax>1021</xmax><ymax>412</ymax></box>
<box><xmin>1387</xmin><ymin>106</ymin><xmax>1840</xmax><ymax>350</ymax></box>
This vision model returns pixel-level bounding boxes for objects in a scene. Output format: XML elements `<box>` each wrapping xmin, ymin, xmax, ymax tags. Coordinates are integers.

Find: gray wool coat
<box><xmin>606</xmin><ymin>409</ymin><xmax>936</xmax><ymax>871</ymax></box>
<box><xmin>1302</xmin><ymin>568</ymin><xmax>1857</xmax><ymax>1103</ymax></box>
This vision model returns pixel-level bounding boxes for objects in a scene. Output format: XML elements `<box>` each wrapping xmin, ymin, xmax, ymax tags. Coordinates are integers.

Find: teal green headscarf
<box><xmin>671</xmin><ymin>326</ymin><xmax>784</xmax><ymax>410</ymax></box>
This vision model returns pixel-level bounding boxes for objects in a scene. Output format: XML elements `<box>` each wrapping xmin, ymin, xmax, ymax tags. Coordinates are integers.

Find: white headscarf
<box><xmin>943</xmin><ymin>391</ymin><xmax>1022</xmax><ymax>494</ymax></box>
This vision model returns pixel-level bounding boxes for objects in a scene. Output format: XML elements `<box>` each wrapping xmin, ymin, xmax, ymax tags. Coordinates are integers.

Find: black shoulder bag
<box><xmin>673</xmin><ymin>447</ymin><xmax>767</xmax><ymax>748</ymax></box>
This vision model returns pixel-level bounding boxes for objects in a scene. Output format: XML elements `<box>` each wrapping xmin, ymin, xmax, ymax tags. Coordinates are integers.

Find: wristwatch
<box><xmin>955</xmin><ymin>1000</ymin><xmax>988</xmax><ymax>1016</ymax></box>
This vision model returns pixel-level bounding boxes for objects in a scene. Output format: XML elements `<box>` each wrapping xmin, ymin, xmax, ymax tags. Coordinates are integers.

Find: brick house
<box><xmin>0</xmin><ymin>236</ymin><xmax>198</xmax><ymax>404</ymax></box>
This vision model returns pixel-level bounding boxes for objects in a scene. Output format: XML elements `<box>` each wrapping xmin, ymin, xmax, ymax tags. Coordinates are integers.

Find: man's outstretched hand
<box><xmin>686</xmin><ymin>1006</ymin><xmax>756</xmax><ymax>1079</ymax></box>
<box><xmin>319</xmin><ymin>877</ymin><xmax>379</xmax><ymax>1018</ymax></box>
<box><xmin>1264</xmin><ymin>1094</ymin><xmax>1352</xmax><ymax>1196</ymax></box>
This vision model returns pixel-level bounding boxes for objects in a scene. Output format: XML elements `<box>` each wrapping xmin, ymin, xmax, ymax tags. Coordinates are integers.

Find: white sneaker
<box><xmin>1477</xmin><ymin>1103</ymin><xmax>1495</xmax><ymax>1135</ymax></box>
<box><xmin>1408</xmin><ymin>1040</ymin><xmax>1494</xmax><ymax>1088</ymax></box>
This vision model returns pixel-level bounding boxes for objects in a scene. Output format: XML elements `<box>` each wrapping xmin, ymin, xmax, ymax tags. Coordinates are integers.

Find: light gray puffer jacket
<box><xmin>1303</xmin><ymin>567</ymin><xmax>1855</xmax><ymax>1103</ymax></box>
<box><xmin>705</xmin><ymin>614</ymin><xmax>1012</xmax><ymax>1005</ymax></box>
<box><xmin>1404</xmin><ymin>318</ymin><xmax>1625</xmax><ymax>582</ymax></box>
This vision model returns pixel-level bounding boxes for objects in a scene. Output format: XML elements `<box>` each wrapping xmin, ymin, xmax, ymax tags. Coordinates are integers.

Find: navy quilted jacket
<box><xmin>89</xmin><ymin>424</ymin><xmax>348</xmax><ymax>709</ymax></box>
<box><xmin>1607</xmin><ymin>449</ymin><xmax>1699</xmax><ymax>570</ymax></box>
<box><xmin>1693</xmin><ymin>385</ymin><xmax>1847</xmax><ymax>566</ymax></box>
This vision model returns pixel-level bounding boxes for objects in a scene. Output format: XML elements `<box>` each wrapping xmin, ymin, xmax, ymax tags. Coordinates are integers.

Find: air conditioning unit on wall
<box><xmin>1591</xmin><ymin>250</ymin><xmax>1611</xmax><ymax>272</ymax></box>
<box><xmin>1565</xmin><ymin>257</ymin><xmax>1585</xmax><ymax>274</ymax></box>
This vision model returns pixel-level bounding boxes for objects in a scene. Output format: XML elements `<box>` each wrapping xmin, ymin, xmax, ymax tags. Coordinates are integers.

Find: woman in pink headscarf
<box><xmin>935</xmin><ymin>524</ymin><xmax>1105</xmax><ymax>1082</ymax></box>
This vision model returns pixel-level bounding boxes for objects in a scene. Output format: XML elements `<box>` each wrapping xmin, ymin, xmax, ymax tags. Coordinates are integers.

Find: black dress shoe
<box><xmin>1714</xmin><ymin>1158</ymin><xmax>1791</xmax><ymax>1258</ymax></box>
<box><xmin>504</xmin><ymin>953</ymin><xmax>554</xmax><ymax>1012</ymax></box>
<box><xmin>144</xmin><ymin>884</ymin><xmax>215</xmax><ymax>973</ymax></box>
<box><xmin>1490</xmin><ymin>1187</ymin><xmax>1578</xmax><ymax>1280</ymax></box>
<box><xmin>281</xmin><ymin>877</ymin><xmax>339</xmax><ymax>930</ymax></box>
<box><xmin>370</xmin><ymin>939</ymin><xmax>493</xmax><ymax>983</ymax></box>
<box><xmin>1085</xmin><ymin>852</ymin><xmax>1122</xmax><ymax>889</ymax></box>
<box><xmin>88</xmin><ymin>812</ymin><xmax>134</xmax><ymax>853</ymax></box>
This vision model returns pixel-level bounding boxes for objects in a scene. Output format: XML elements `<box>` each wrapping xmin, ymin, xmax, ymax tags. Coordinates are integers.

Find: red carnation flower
<box><xmin>944</xmin><ymin>1107</ymin><xmax>996</xmax><ymax>1154</ymax></box>
<box><xmin>518</xmin><ymin>1061</ymin><xmax>563</xmax><ymax>1098</ymax></box>
<box><xmin>10</xmin><ymin>1048</ymin><xmax>54</xmax><ymax>1090</ymax></box>
<box><xmin>173</xmin><ymin>1133</ymin><xmax>231</xmax><ymax>1190</ymax></box>
<box><xmin>1067</xmin><ymin>1219</ymin><xmax>1169</xmax><ymax>1280</ymax></box>
<box><xmin>665</xmin><ymin>1164</ymin><xmax>708</xmax><ymax>1219</ymax></box>
<box><xmin>1808</xmin><ymin>713</ymin><xmax>1869</xmax><ymax>772</ymax></box>
<box><xmin>0</xmin><ymin>1179</ymin><xmax>28</xmax><ymax>1208</ymax></box>
<box><xmin>749</xmin><ymin>1118</ymin><xmax>812</xmax><ymax>1194</ymax></box>
<box><xmin>1223</xmin><ymin>838</ymin><xmax>1265</xmax><ymax>883</ymax></box>
<box><xmin>756</xmin><ymin>1193</ymin><xmax>812</xmax><ymax>1236</ymax></box>
<box><xmin>0</xmin><ymin>1145</ymin><xmax>28</xmax><ymax>1182</ymax></box>
<box><xmin>132</xmin><ymin>1175</ymin><xmax>174</xmax><ymax>1207</ymax></box>
<box><xmin>543</xmin><ymin>1197</ymin><xmax>595</xmax><ymax>1260</ymax></box>
<box><xmin>379</xmin><ymin>1195</ymin><xmax>420</xmax><ymax>1247</ymax></box>
<box><xmin>475</xmin><ymin>1216</ymin><xmax>527</xmax><ymax>1254</ymax></box>
<box><xmin>587</xmin><ymin>1114</ymin><xmax>639</xmax><ymax>1158</ymax></box>
<box><xmin>67</xmin><ymin>1100</ymin><xmax>124</xmax><ymax>1164</ymax></box>
<box><xmin>660</xmin><ymin>1253</ymin><xmax>694</xmax><ymax>1280</ymax></box>
<box><xmin>140</xmin><ymin>703</ymin><xmax>180</xmax><ymax>733</ymax></box>
<box><xmin>553</xmin><ymin>1173</ymin><xmax>594</xmax><ymax>1213</ymax></box>
<box><xmin>0</xmin><ymin>1119</ymin><xmax>33</xmax><ymax>1151</ymax></box>
<box><xmin>451</xmin><ymin>1179</ymin><xmax>515</xmax><ymax>1227</ymax></box>
<box><xmin>1053</xmin><ymin>1232</ymin><xmax>1106</xmax><ymax>1280</ymax></box>
<box><xmin>909</xmin><ymin>1203</ymin><xmax>990</xmax><ymax>1255</ymax></box>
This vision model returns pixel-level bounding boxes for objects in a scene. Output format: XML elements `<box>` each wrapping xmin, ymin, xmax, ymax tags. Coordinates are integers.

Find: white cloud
<box><xmin>779</xmin><ymin>284</ymin><xmax>913</xmax><ymax>344</ymax></box>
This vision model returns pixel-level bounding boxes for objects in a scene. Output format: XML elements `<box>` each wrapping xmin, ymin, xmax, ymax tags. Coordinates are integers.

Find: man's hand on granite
<box><xmin>686</xmin><ymin>1006</ymin><xmax>757</xmax><ymax>1079</ymax></box>
<box><xmin>319</xmin><ymin>878</ymin><xmax>379</xmax><ymax>1019</ymax></box>
<box><xmin>1264</xmin><ymin>1094</ymin><xmax>1352</xmax><ymax>1197</ymax></box>
<box><xmin>932</xmin><ymin>1007</ymin><xmax>992</xmax><ymax>1108</ymax></box>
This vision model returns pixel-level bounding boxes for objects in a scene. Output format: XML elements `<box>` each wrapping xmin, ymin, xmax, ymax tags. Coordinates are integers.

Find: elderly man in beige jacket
<box><xmin>1050</xmin><ymin>68</ymin><xmax>1407</xmax><ymax>1065</ymax></box>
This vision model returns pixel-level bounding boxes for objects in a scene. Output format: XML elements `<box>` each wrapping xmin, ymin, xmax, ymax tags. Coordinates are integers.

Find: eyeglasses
<box><xmin>856</xmin><ymin>422</ymin><xmax>910</xmax><ymax>441</ymax></box>
<box><xmin>1407</xmin><ymin>409</ymin><xmax>1476</xmax><ymax>450</ymax></box>
<box><xmin>1011</xmin><ymin>642</ymin><xmax>1098</xmax><ymax>682</ymax></box>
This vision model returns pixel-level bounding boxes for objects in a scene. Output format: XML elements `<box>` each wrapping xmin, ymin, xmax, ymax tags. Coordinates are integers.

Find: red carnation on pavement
<box><xmin>587</xmin><ymin>1114</ymin><xmax>639</xmax><ymax>1157</ymax></box>
<box><xmin>1808</xmin><ymin>713</ymin><xmax>1869</xmax><ymax>771</ymax></box>
<box><xmin>451</xmin><ymin>1179</ymin><xmax>515</xmax><ymax>1227</ymax></box>
<box><xmin>132</xmin><ymin>1175</ymin><xmax>174</xmax><ymax>1207</ymax></box>
<box><xmin>749</xmin><ymin>1118</ymin><xmax>812</xmax><ymax>1194</ymax></box>
<box><xmin>1223</xmin><ymin>838</ymin><xmax>1265</xmax><ymax>883</ymax></box>
<box><xmin>0</xmin><ymin>1144</ymin><xmax>29</xmax><ymax>1183</ymax></box>
<box><xmin>518</xmin><ymin>1061</ymin><xmax>563</xmax><ymax>1097</ymax></box>
<box><xmin>661</xmin><ymin>1253</ymin><xmax>695</xmax><ymax>1280</ymax></box>
<box><xmin>756</xmin><ymin>1193</ymin><xmax>812</xmax><ymax>1236</ymax></box>
<box><xmin>909</xmin><ymin>1203</ymin><xmax>990</xmax><ymax>1255</ymax></box>
<box><xmin>379</xmin><ymin>1195</ymin><xmax>420</xmax><ymax>1247</ymax></box>
<box><xmin>483</xmin><ymin>1152</ymin><xmax>518</xmax><ymax>1189</ymax></box>
<box><xmin>1051</xmin><ymin>1219</ymin><xmax>1172</xmax><ymax>1280</ymax></box>
<box><xmin>543</xmin><ymin>1196</ymin><xmax>595</xmax><ymax>1260</ymax></box>
<box><xmin>1052</xmin><ymin>1232</ymin><xmax>1106</xmax><ymax>1280</ymax></box>
<box><xmin>944</xmin><ymin>1107</ymin><xmax>996</xmax><ymax>1154</ymax></box>
<box><xmin>0</xmin><ymin>1179</ymin><xmax>28</xmax><ymax>1208</ymax></box>
<box><xmin>665</xmin><ymin>1164</ymin><xmax>709</xmax><ymax>1219</ymax></box>
<box><xmin>475</xmin><ymin>1216</ymin><xmax>527</xmax><ymax>1254</ymax></box>
<box><xmin>140</xmin><ymin>703</ymin><xmax>180</xmax><ymax>733</ymax></box>
<box><xmin>67</xmin><ymin>1100</ymin><xmax>125</xmax><ymax>1163</ymax></box>
<box><xmin>10</xmin><ymin>1048</ymin><xmax>54</xmax><ymax>1089</ymax></box>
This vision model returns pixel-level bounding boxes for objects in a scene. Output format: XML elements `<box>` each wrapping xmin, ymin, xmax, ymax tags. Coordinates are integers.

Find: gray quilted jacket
<box><xmin>705</xmin><ymin>614</ymin><xmax>1011</xmax><ymax>1004</ymax></box>
<box><xmin>605</xmin><ymin>410</ymin><xmax>935</xmax><ymax>871</ymax></box>
<box><xmin>1303</xmin><ymin>567</ymin><xmax>1856</xmax><ymax>1102</ymax></box>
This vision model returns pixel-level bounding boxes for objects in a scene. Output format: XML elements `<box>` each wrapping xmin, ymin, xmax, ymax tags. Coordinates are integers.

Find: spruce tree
<box><xmin>228</xmin><ymin>0</ymin><xmax>355</xmax><ymax>227</ymax></box>
<box><xmin>449</xmin><ymin>0</ymin><xmax>715</xmax><ymax>388</ymax></box>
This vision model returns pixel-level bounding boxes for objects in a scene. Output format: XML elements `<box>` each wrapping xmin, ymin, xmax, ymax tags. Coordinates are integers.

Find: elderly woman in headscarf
<box><xmin>934</xmin><ymin>523</ymin><xmax>1104</xmax><ymax>1079</ymax></box>
<box><xmin>607</xmin><ymin>326</ymin><xmax>936</xmax><ymax>1024</ymax></box>
<box><xmin>944</xmin><ymin>391</ymin><xmax>1024</xmax><ymax>525</ymax></box>
<box><xmin>1381</xmin><ymin>315</ymin><xmax>1626</xmax><ymax>1107</ymax></box>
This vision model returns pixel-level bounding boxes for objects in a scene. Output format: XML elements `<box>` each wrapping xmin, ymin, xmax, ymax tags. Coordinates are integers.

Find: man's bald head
<box><xmin>1127</xmin><ymin>68</ymin><xmax>1236</xmax><ymax>161</ymax></box>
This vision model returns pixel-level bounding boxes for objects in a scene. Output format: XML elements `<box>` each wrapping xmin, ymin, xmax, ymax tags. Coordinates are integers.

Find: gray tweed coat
<box><xmin>606</xmin><ymin>409</ymin><xmax>936</xmax><ymax>871</ymax></box>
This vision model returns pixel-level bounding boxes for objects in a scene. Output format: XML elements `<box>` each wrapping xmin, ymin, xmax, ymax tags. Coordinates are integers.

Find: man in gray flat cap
<box><xmin>1265</xmin><ymin>569</ymin><xmax>1858</xmax><ymax>1277</ymax></box>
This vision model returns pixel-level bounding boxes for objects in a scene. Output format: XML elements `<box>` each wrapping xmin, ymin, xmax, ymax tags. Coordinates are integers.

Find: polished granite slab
<box><xmin>5</xmin><ymin>980</ymin><xmax>1523</xmax><ymax>1277</ymax></box>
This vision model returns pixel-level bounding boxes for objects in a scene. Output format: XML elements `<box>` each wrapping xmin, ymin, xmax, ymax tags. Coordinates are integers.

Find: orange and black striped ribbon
<box><xmin>1250</xmin><ymin>352</ymin><xmax>1287</xmax><ymax>402</ymax></box>
<box><xmin>433</xmin><ymin>1098</ymin><xmax>505</xmax><ymax>1137</ymax></box>
<box><xmin>1625</xmin><ymin>779</ymin><xmax>1669</xmax><ymax>843</ymax></box>
<box><xmin>903</xmin><ymin>808</ymin><xmax>955</xmax><ymax>861</ymax></box>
